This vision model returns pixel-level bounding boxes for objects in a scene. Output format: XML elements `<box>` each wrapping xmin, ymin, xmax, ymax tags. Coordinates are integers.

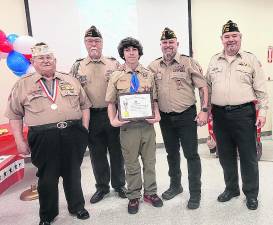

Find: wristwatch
<box><xmin>201</xmin><ymin>107</ymin><xmax>208</xmax><ymax>112</ymax></box>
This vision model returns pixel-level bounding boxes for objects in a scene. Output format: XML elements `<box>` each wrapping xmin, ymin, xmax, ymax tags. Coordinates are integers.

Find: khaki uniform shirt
<box><xmin>5</xmin><ymin>71</ymin><xmax>91</xmax><ymax>126</ymax></box>
<box><xmin>105</xmin><ymin>64</ymin><xmax>157</xmax><ymax>103</ymax></box>
<box><xmin>70</xmin><ymin>56</ymin><xmax>119</xmax><ymax>108</ymax></box>
<box><xmin>206</xmin><ymin>50</ymin><xmax>268</xmax><ymax>117</ymax></box>
<box><xmin>148</xmin><ymin>53</ymin><xmax>207</xmax><ymax>113</ymax></box>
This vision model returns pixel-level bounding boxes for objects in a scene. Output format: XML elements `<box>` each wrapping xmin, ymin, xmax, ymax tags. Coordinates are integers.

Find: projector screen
<box><xmin>26</xmin><ymin>0</ymin><xmax>191</xmax><ymax>72</ymax></box>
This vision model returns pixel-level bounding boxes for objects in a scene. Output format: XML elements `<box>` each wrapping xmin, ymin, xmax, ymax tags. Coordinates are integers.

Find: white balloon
<box><xmin>13</xmin><ymin>35</ymin><xmax>37</xmax><ymax>55</ymax></box>
<box><xmin>26</xmin><ymin>64</ymin><xmax>36</xmax><ymax>74</ymax></box>
<box><xmin>0</xmin><ymin>52</ymin><xmax>8</xmax><ymax>59</ymax></box>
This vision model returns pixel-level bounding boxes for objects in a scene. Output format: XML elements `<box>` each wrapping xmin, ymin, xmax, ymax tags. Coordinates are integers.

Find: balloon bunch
<box><xmin>0</xmin><ymin>29</ymin><xmax>36</xmax><ymax>77</ymax></box>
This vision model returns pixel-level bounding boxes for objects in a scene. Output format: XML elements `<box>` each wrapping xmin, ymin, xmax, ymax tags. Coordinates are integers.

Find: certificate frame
<box><xmin>118</xmin><ymin>92</ymin><xmax>154</xmax><ymax>121</ymax></box>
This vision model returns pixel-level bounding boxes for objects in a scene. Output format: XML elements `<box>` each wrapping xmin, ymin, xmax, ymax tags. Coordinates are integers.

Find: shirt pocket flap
<box><xmin>236</xmin><ymin>65</ymin><xmax>252</xmax><ymax>74</ymax></box>
<box><xmin>117</xmin><ymin>80</ymin><xmax>130</xmax><ymax>90</ymax></box>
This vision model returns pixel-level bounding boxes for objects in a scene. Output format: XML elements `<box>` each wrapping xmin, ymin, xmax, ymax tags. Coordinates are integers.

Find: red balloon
<box><xmin>23</xmin><ymin>54</ymin><xmax>32</xmax><ymax>60</ymax></box>
<box><xmin>0</xmin><ymin>40</ymin><xmax>13</xmax><ymax>53</ymax></box>
<box><xmin>0</xmin><ymin>30</ymin><xmax>7</xmax><ymax>43</ymax></box>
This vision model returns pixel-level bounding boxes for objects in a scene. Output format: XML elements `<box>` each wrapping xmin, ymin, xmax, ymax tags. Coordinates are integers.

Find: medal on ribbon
<box><xmin>39</xmin><ymin>78</ymin><xmax>58</xmax><ymax>110</ymax></box>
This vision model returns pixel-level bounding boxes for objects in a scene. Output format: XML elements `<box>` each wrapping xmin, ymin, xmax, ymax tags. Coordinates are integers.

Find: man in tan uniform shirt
<box><xmin>70</xmin><ymin>26</ymin><xmax>126</xmax><ymax>204</ymax></box>
<box><xmin>5</xmin><ymin>43</ymin><xmax>91</xmax><ymax>224</ymax></box>
<box><xmin>206</xmin><ymin>20</ymin><xmax>268</xmax><ymax>210</ymax></box>
<box><xmin>106</xmin><ymin>37</ymin><xmax>163</xmax><ymax>214</ymax></box>
<box><xmin>149</xmin><ymin>27</ymin><xmax>209</xmax><ymax>209</ymax></box>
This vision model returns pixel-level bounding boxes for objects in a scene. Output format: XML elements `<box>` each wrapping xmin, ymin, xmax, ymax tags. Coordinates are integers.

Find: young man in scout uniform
<box><xmin>105</xmin><ymin>37</ymin><xmax>163</xmax><ymax>214</ymax></box>
<box><xmin>5</xmin><ymin>43</ymin><xmax>91</xmax><ymax>225</ymax></box>
<box><xmin>206</xmin><ymin>20</ymin><xmax>268</xmax><ymax>210</ymax></box>
<box><xmin>70</xmin><ymin>26</ymin><xmax>126</xmax><ymax>203</ymax></box>
<box><xmin>148</xmin><ymin>27</ymin><xmax>209</xmax><ymax>209</ymax></box>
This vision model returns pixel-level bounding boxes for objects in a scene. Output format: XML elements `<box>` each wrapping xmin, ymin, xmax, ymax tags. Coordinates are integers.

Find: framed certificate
<box><xmin>118</xmin><ymin>92</ymin><xmax>154</xmax><ymax>121</ymax></box>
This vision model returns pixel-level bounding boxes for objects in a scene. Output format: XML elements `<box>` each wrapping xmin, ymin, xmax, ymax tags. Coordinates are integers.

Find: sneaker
<box><xmin>144</xmin><ymin>194</ymin><xmax>163</xmax><ymax>207</ymax></box>
<box><xmin>128</xmin><ymin>198</ymin><xmax>140</xmax><ymax>214</ymax></box>
<box><xmin>162</xmin><ymin>186</ymin><xmax>183</xmax><ymax>200</ymax></box>
<box><xmin>115</xmin><ymin>187</ymin><xmax>127</xmax><ymax>199</ymax></box>
<box><xmin>187</xmin><ymin>196</ymin><xmax>200</xmax><ymax>209</ymax></box>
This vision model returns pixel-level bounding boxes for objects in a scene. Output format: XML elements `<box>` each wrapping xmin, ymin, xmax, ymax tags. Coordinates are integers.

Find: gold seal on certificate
<box><xmin>51</xmin><ymin>103</ymin><xmax>58</xmax><ymax>110</ymax></box>
<box><xmin>118</xmin><ymin>92</ymin><xmax>154</xmax><ymax>121</ymax></box>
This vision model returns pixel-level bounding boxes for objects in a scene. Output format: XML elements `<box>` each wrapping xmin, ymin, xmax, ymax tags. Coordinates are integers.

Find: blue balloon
<box><xmin>7</xmin><ymin>34</ymin><xmax>18</xmax><ymax>44</ymax></box>
<box><xmin>7</xmin><ymin>51</ymin><xmax>30</xmax><ymax>75</ymax></box>
<box><xmin>12</xmin><ymin>70</ymin><xmax>27</xmax><ymax>77</ymax></box>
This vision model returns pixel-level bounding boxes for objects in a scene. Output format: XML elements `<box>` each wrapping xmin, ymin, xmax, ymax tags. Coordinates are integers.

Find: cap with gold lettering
<box><xmin>85</xmin><ymin>25</ymin><xmax>102</xmax><ymax>38</ymax></box>
<box><xmin>31</xmin><ymin>43</ymin><xmax>53</xmax><ymax>57</ymax></box>
<box><xmin>160</xmin><ymin>27</ymin><xmax>177</xmax><ymax>40</ymax></box>
<box><xmin>222</xmin><ymin>20</ymin><xmax>240</xmax><ymax>34</ymax></box>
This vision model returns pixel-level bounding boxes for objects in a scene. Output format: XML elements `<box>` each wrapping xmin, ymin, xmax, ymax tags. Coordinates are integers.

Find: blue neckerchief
<box><xmin>130</xmin><ymin>72</ymin><xmax>139</xmax><ymax>94</ymax></box>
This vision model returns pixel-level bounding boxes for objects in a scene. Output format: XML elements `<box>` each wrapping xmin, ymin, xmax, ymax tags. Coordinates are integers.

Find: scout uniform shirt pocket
<box><xmin>26</xmin><ymin>91</ymin><xmax>47</xmax><ymax>113</ymax></box>
<box><xmin>170</xmin><ymin>72</ymin><xmax>188</xmax><ymax>90</ymax></box>
<box><xmin>117</xmin><ymin>79</ymin><xmax>130</xmax><ymax>94</ymax></box>
<box><xmin>236</xmin><ymin>65</ymin><xmax>253</xmax><ymax>84</ymax></box>
<box><xmin>209</xmin><ymin>66</ymin><xmax>222</xmax><ymax>83</ymax></box>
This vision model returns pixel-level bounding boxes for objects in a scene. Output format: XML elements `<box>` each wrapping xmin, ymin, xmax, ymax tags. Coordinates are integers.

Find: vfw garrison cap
<box><xmin>160</xmin><ymin>27</ymin><xmax>177</xmax><ymax>40</ymax></box>
<box><xmin>85</xmin><ymin>25</ymin><xmax>102</xmax><ymax>38</ymax></box>
<box><xmin>222</xmin><ymin>20</ymin><xmax>240</xmax><ymax>34</ymax></box>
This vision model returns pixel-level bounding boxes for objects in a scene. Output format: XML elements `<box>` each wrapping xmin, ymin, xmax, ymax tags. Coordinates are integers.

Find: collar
<box><xmin>160</xmin><ymin>52</ymin><xmax>180</xmax><ymax>66</ymax></box>
<box><xmin>85</xmin><ymin>55</ymin><xmax>106</xmax><ymax>65</ymax></box>
<box><xmin>33</xmin><ymin>72</ymin><xmax>62</xmax><ymax>83</ymax></box>
<box><xmin>125</xmin><ymin>63</ymin><xmax>142</xmax><ymax>74</ymax></box>
<box><xmin>217</xmin><ymin>50</ymin><xmax>243</xmax><ymax>61</ymax></box>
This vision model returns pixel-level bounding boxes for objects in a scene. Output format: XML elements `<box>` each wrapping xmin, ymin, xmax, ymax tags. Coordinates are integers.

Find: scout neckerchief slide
<box><xmin>130</xmin><ymin>71</ymin><xmax>139</xmax><ymax>94</ymax></box>
<box><xmin>39</xmin><ymin>78</ymin><xmax>58</xmax><ymax>110</ymax></box>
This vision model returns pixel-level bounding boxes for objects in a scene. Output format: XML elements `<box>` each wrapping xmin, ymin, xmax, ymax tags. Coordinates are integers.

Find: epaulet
<box><xmin>106</xmin><ymin>56</ymin><xmax>117</xmax><ymax>61</ymax></box>
<box><xmin>155</xmin><ymin>56</ymin><xmax>162</xmax><ymax>60</ymax></box>
<box><xmin>244</xmin><ymin>51</ymin><xmax>253</xmax><ymax>55</ymax></box>
<box><xmin>181</xmin><ymin>54</ymin><xmax>190</xmax><ymax>57</ymax></box>
<box><xmin>56</xmin><ymin>71</ymin><xmax>69</xmax><ymax>75</ymax></box>
<box><xmin>20</xmin><ymin>72</ymin><xmax>35</xmax><ymax>79</ymax></box>
<box><xmin>142</xmin><ymin>67</ymin><xmax>150</xmax><ymax>72</ymax></box>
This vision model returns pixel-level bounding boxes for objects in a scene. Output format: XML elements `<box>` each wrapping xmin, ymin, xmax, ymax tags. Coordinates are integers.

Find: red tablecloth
<box><xmin>0</xmin><ymin>123</ymin><xmax>28</xmax><ymax>156</ymax></box>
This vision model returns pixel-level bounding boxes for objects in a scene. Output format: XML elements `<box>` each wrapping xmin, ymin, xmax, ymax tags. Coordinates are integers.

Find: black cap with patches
<box><xmin>222</xmin><ymin>20</ymin><xmax>240</xmax><ymax>34</ymax></box>
<box><xmin>160</xmin><ymin>27</ymin><xmax>177</xmax><ymax>40</ymax></box>
<box><xmin>85</xmin><ymin>25</ymin><xmax>102</xmax><ymax>38</ymax></box>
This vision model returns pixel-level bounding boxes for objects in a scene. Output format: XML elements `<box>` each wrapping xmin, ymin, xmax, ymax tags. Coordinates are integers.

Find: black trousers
<box><xmin>160</xmin><ymin>105</ymin><xmax>201</xmax><ymax>196</ymax></box>
<box><xmin>88</xmin><ymin>109</ymin><xmax>125</xmax><ymax>192</ymax></box>
<box><xmin>212</xmin><ymin>103</ymin><xmax>259</xmax><ymax>198</ymax></box>
<box><xmin>28</xmin><ymin>124</ymin><xmax>88</xmax><ymax>222</ymax></box>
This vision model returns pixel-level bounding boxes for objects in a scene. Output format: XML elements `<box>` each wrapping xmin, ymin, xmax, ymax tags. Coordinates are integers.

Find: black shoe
<box><xmin>115</xmin><ymin>187</ymin><xmax>127</xmax><ymax>199</ymax></box>
<box><xmin>162</xmin><ymin>186</ymin><xmax>183</xmax><ymax>200</ymax></box>
<box><xmin>217</xmin><ymin>190</ymin><xmax>240</xmax><ymax>202</ymax></box>
<box><xmin>90</xmin><ymin>190</ymin><xmax>109</xmax><ymax>204</ymax></box>
<box><xmin>187</xmin><ymin>196</ymin><xmax>200</xmax><ymax>209</ymax></box>
<box><xmin>70</xmin><ymin>208</ymin><xmax>90</xmax><ymax>220</ymax></box>
<box><xmin>39</xmin><ymin>221</ymin><xmax>51</xmax><ymax>225</ymax></box>
<box><xmin>128</xmin><ymin>198</ymin><xmax>140</xmax><ymax>214</ymax></box>
<box><xmin>246</xmin><ymin>198</ymin><xmax>258</xmax><ymax>210</ymax></box>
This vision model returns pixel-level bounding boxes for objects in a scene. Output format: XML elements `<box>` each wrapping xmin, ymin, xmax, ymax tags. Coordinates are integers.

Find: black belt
<box><xmin>90</xmin><ymin>107</ymin><xmax>107</xmax><ymax>112</ymax></box>
<box><xmin>29</xmin><ymin>120</ymin><xmax>81</xmax><ymax>131</ymax></box>
<box><xmin>160</xmin><ymin>105</ymin><xmax>195</xmax><ymax>116</ymax></box>
<box><xmin>213</xmin><ymin>102</ymin><xmax>252</xmax><ymax>111</ymax></box>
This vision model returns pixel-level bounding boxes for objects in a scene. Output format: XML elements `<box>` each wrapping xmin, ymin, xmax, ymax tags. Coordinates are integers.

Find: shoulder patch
<box><xmin>75</xmin><ymin>58</ymin><xmax>84</xmax><ymax>62</ymax></box>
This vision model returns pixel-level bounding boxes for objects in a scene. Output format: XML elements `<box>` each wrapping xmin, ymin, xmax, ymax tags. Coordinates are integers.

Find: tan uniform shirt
<box><xmin>5</xmin><ymin>72</ymin><xmax>91</xmax><ymax>126</ymax></box>
<box><xmin>206</xmin><ymin>50</ymin><xmax>268</xmax><ymax>117</ymax></box>
<box><xmin>148</xmin><ymin>53</ymin><xmax>207</xmax><ymax>113</ymax></box>
<box><xmin>70</xmin><ymin>56</ymin><xmax>120</xmax><ymax>108</ymax></box>
<box><xmin>105</xmin><ymin>64</ymin><xmax>157</xmax><ymax>103</ymax></box>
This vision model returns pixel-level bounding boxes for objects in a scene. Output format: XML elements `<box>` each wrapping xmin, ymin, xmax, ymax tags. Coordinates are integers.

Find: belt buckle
<box><xmin>57</xmin><ymin>121</ymin><xmax>68</xmax><ymax>129</ymax></box>
<box><xmin>225</xmin><ymin>105</ymin><xmax>232</xmax><ymax>111</ymax></box>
